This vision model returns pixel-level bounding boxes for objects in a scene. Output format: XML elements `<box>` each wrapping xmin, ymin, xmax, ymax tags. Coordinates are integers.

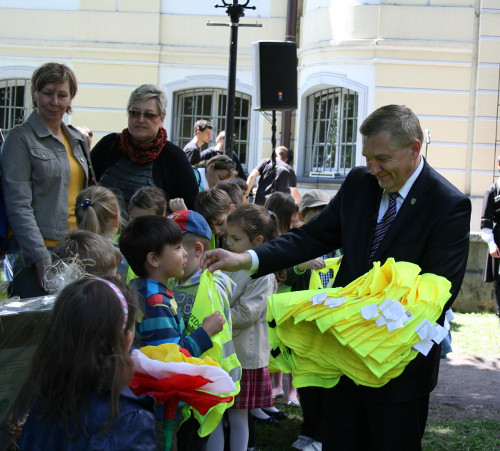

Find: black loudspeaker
<box><xmin>252</xmin><ymin>41</ymin><xmax>297</xmax><ymax>111</ymax></box>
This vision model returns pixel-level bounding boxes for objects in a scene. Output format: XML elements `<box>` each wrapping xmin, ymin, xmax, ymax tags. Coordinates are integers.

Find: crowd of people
<box><xmin>0</xmin><ymin>62</ymin><xmax>473</xmax><ymax>451</ymax></box>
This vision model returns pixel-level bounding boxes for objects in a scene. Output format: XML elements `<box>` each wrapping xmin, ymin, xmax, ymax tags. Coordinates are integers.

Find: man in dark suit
<box><xmin>202</xmin><ymin>105</ymin><xmax>471</xmax><ymax>450</ymax></box>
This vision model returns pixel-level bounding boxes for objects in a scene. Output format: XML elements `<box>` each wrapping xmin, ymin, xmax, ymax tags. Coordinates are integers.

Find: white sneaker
<box><xmin>292</xmin><ymin>435</ymin><xmax>314</xmax><ymax>450</ymax></box>
<box><xmin>302</xmin><ymin>440</ymin><xmax>322</xmax><ymax>451</ymax></box>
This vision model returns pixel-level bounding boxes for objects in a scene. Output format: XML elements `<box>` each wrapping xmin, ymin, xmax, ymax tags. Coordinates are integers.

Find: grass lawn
<box><xmin>254</xmin><ymin>313</ymin><xmax>500</xmax><ymax>450</ymax></box>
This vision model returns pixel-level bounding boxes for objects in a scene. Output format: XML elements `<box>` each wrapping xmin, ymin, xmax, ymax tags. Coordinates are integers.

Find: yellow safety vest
<box><xmin>308</xmin><ymin>257</ymin><xmax>342</xmax><ymax>290</ymax></box>
<box><xmin>187</xmin><ymin>270</ymin><xmax>242</xmax><ymax>437</ymax></box>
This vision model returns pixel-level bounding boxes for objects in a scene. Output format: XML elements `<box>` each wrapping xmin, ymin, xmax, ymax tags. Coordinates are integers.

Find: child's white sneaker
<box><xmin>302</xmin><ymin>440</ymin><xmax>322</xmax><ymax>451</ymax></box>
<box><xmin>292</xmin><ymin>435</ymin><xmax>314</xmax><ymax>450</ymax></box>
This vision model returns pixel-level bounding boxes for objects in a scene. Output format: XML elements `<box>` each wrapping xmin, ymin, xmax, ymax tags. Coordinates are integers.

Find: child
<box><xmin>207</xmin><ymin>204</ymin><xmax>278</xmax><ymax>451</ymax></box>
<box><xmin>75</xmin><ymin>185</ymin><xmax>121</xmax><ymax>237</ymax></box>
<box><xmin>52</xmin><ymin>229</ymin><xmax>122</xmax><ymax>277</ymax></box>
<box><xmin>230</xmin><ymin>178</ymin><xmax>250</xmax><ymax>204</ymax></box>
<box><xmin>214</xmin><ymin>180</ymin><xmax>244</xmax><ymax>205</ymax></box>
<box><xmin>118</xmin><ymin>215</ymin><xmax>224</xmax><ymax>354</ymax></box>
<box><xmin>119</xmin><ymin>215</ymin><xmax>226</xmax><ymax>450</ymax></box>
<box><xmin>166</xmin><ymin>209</ymin><xmax>236</xmax><ymax>329</ymax></box>
<box><xmin>264</xmin><ymin>192</ymin><xmax>301</xmax><ymax>407</ymax></box>
<box><xmin>166</xmin><ymin>210</ymin><xmax>241</xmax><ymax>444</ymax></box>
<box><xmin>19</xmin><ymin>278</ymin><xmax>157</xmax><ymax>449</ymax></box>
<box><xmin>75</xmin><ymin>185</ymin><xmax>129</xmax><ymax>280</ymax></box>
<box><xmin>129</xmin><ymin>185</ymin><xmax>167</xmax><ymax>219</ymax></box>
<box><xmin>195</xmin><ymin>189</ymin><xmax>235</xmax><ymax>240</ymax></box>
<box><xmin>287</xmin><ymin>189</ymin><xmax>338</xmax><ymax>451</ymax></box>
<box><xmin>195</xmin><ymin>155</ymin><xmax>238</xmax><ymax>190</ymax></box>
<box><xmin>264</xmin><ymin>192</ymin><xmax>300</xmax><ymax>235</ymax></box>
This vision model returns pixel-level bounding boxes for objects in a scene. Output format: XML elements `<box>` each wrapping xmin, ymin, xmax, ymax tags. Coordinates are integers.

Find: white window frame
<box><xmin>171</xmin><ymin>87</ymin><xmax>252</xmax><ymax>170</ymax></box>
<box><xmin>304</xmin><ymin>87</ymin><xmax>359</xmax><ymax>177</ymax></box>
<box><xmin>296</xmin><ymin>72</ymin><xmax>369</xmax><ymax>179</ymax></box>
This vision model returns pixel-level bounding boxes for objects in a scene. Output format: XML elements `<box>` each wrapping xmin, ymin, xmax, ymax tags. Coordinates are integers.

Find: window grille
<box><xmin>173</xmin><ymin>88</ymin><xmax>251</xmax><ymax>168</ymax></box>
<box><xmin>304</xmin><ymin>87</ymin><xmax>358</xmax><ymax>178</ymax></box>
<box><xmin>0</xmin><ymin>79</ymin><xmax>30</xmax><ymax>145</ymax></box>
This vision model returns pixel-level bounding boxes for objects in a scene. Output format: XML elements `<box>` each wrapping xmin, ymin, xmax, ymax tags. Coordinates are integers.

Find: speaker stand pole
<box><xmin>271</xmin><ymin>109</ymin><xmax>277</xmax><ymax>194</ymax></box>
<box><xmin>215</xmin><ymin>1</ymin><xmax>256</xmax><ymax>156</ymax></box>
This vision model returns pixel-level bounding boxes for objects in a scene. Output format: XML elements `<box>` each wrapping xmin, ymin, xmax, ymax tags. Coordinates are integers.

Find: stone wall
<box><xmin>453</xmin><ymin>233</ymin><xmax>496</xmax><ymax>313</ymax></box>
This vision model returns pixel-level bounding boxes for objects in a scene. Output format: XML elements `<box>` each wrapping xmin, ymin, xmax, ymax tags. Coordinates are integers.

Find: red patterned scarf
<box><xmin>119</xmin><ymin>127</ymin><xmax>168</xmax><ymax>165</ymax></box>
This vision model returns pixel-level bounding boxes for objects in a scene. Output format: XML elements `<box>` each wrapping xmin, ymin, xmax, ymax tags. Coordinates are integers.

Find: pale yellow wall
<box><xmin>0</xmin><ymin>2</ymin><xmax>288</xmax><ymax>149</ymax></box>
<box><xmin>1</xmin><ymin>1</ymin><xmax>499</xmax><ymax>204</ymax></box>
<box><xmin>298</xmin><ymin>0</ymin><xmax>500</xmax><ymax>201</ymax></box>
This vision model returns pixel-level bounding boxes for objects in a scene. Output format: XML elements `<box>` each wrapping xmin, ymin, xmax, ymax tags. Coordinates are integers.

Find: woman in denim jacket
<box><xmin>1</xmin><ymin>62</ymin><xmax>93</xmax><ymax>298</ymax></box>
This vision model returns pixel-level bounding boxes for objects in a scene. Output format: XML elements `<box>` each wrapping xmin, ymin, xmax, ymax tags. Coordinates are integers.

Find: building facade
<box><xmin>1</xmin><ymin>0</ymin><xmax>499</xmax><ymax>230</ymax></box>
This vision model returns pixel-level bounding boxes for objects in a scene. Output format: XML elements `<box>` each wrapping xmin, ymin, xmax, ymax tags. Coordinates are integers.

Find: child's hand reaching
<box><xmin>201</xmin><ymin>311</ymin><xmax>225</xmax><ymax>337</ymax></box>
<box><xmin>169</xmin><ymin>198</ymin><xmax>187</xmax><ymax>213</ymax></box>
<box><xmin>297</xmin><ymin>257</ymin><xmax>326</xmax><ymax>272</ymax></box>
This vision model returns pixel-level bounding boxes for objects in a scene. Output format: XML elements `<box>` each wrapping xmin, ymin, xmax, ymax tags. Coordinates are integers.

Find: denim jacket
<box><xmin>1</xmin><ymin>112</ymin><xmax>92</xmax><ymax>266</ymax></box>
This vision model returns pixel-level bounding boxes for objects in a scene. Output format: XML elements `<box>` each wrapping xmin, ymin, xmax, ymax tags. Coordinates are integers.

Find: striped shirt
<box><xmin>132</xmin><ymin>278</ymin><xmax>212</xmax><ymax>357</ymax></box>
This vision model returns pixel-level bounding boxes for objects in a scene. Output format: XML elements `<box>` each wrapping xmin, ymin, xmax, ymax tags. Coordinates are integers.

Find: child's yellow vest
<box><xmin>187</xmin><ymin>270</ymin><xmax>242</xmax><ymax>436</ymax></box>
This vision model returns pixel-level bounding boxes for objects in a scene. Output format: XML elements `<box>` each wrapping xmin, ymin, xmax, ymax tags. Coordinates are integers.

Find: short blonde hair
<box><xmin>52</xmin><ymin>230</ymin><xmax>121</xmax><ymax>277</ymax></box>
<box><xmin>127</xmin><ymin>84</ymin><xmax>167</xmax><ymax>116</ymax></box>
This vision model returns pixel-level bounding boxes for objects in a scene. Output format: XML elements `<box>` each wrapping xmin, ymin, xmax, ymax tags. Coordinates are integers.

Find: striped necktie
<box><xmin>369</xmin><ymin>192</ymin><xmax>399</xmax><ymax>262</ymax></box>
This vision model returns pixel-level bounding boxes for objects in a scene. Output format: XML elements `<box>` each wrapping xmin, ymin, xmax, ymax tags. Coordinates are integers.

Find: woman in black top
<box><xmin>91</xmin><ymin>84</ymin><xmax>199</xmax><ymax>211</ymax></box>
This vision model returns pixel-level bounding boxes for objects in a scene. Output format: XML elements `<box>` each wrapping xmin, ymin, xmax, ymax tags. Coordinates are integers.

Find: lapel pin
<box><xmin>411</xmin><ymin>198</ymin><xmax>416</xmax><ymax>205</ymax></box>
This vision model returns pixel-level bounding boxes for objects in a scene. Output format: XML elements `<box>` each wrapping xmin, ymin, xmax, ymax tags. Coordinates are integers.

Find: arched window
<box><xmin>172</xmin><ymin>88</ymin><xmax>251</xmax><ymax>169</ymax></box>
<box><xmin>0</xmin><ymin>78</ymin><xmax>30</xmax><ymax>145</ymax></box>
<box><xmin>304</xmin><ymin>87</ymin><xmax>358</xmax><ymax>177</ymax></box>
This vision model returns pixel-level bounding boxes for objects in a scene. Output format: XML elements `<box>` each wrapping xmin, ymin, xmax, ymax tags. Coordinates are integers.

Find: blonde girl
<box><xmin>75</xmin><ymin>185</ymin><xmax>128</xmax><ymax>279</ymax></box>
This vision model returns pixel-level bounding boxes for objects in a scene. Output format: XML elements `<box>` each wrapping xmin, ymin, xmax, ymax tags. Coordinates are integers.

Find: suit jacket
<box><xmin>254</xmin><ymin>160</ymin><xmax>471</xmax><ymax>402</ymax></box>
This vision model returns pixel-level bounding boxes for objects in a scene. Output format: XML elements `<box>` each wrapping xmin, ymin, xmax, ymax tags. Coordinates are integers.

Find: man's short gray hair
<box><xmin>127</xmin><ymin>84</ymin><xmax>167</xmax><ymax>116</ymax></box>
<box><xmin>359</xmin><ymin>104</ymin><xmax>423</xmax><ymax>149</ymax></box>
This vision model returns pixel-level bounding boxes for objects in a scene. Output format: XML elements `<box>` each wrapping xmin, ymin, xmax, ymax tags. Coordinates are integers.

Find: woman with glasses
<box><xmin>1</xmin><ymin>62</ymin><xmax>94</xmax><ymax>298</ymax></box>
<box><xmin>91</xmin><ymin>84</ymin><xmax>199</xmax><ymax>211</ymax></box>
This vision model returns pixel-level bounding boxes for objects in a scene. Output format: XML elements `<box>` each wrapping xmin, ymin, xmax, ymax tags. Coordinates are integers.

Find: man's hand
<box><xmin>490</xmin><ymin>246</ymin><xmax>500</xmax><ymax>258</ymax></box>
<box><xmin>201</xmin><ymin>249</ymin><xmax>252</xmax><ymax>273</ymax></box>
<box><xmin>201</xmin><ymin>311</ymin><xmax>225</xmax><ymax>337</ymax></box>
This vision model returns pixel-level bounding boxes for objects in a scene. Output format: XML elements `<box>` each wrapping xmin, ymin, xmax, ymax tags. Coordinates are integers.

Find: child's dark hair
<box><xmin>264</xmin><ymin>192</ymin><xmax>298</xmax><ymax>235</ymax></box>
<box><xmin>227</xmin><ymin>204</ymin><xmax>278</xmax><ymax>243</ymax></box>
<box><xmin>119</xmin><ymin>215</ymin><xmax>182</xmax><ymax>278</ymax></box>
<box><xmin>214</xmin><ymin>180</ymin><xmax>243</xmax><ymax>205</ymax></box>
<box><xmin>194</xmin><ymin>189</ymin><xmax>233</xmax><ymax>224</ymax></box>
<box><xmin>52</xmin><ymin>230</ymin><xmax>121</xmax><ymax>277</ymax></box>
<box><xmin>129</xmin><ymin>186</ymin><xmax>167</xmax><ymax>216</ymax></box>
<box><xmin>231</xmin><ymin>177</ymin><xmax>248</xmax><ymax>195</ymax></box>
<box><xmin>28</xmin><ymin>277</ymin><xmax>138</xmax><ymax>438</ymax></box>
<box><xmin>75</xmin><ymin>186</ymin><xmax>121</xmax><ymax>237</ymax></box>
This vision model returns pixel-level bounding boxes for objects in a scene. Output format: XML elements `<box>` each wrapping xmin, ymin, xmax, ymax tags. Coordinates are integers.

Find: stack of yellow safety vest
<box><xmin>267</xmin><ymin>258</ymin><xmax>451</xmax><ymax>389</ymax></box>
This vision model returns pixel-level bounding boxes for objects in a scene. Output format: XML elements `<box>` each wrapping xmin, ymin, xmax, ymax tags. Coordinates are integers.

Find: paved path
<box><xmin>429</xmin><ymin>353</ymin><xmax>500</xmax><ymax>420</ymax></box>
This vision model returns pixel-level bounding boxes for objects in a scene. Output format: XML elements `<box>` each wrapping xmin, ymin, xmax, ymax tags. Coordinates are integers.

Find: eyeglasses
<box><xmin>128</xmin><ymin>110</ymin><xmax>162</xmax><ymax>120</ymax></box>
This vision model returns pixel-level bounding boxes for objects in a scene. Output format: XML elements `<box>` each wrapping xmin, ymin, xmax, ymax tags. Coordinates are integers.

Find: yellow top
<box><xmin>44</xmin><ymin>132</ymin><xmax>85</xmax><ymax>248</ymax></box>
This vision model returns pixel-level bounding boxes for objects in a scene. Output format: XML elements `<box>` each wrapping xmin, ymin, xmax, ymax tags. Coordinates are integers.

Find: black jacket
<box><xmin>91</xmin><ymin>133</ymin><xmax>199</xmax><ymax>210</ymax></box>
<box><xmin>254</xmin><ymin>160</ymin><xmax>471</xmax><ymax>402</ymax></box>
